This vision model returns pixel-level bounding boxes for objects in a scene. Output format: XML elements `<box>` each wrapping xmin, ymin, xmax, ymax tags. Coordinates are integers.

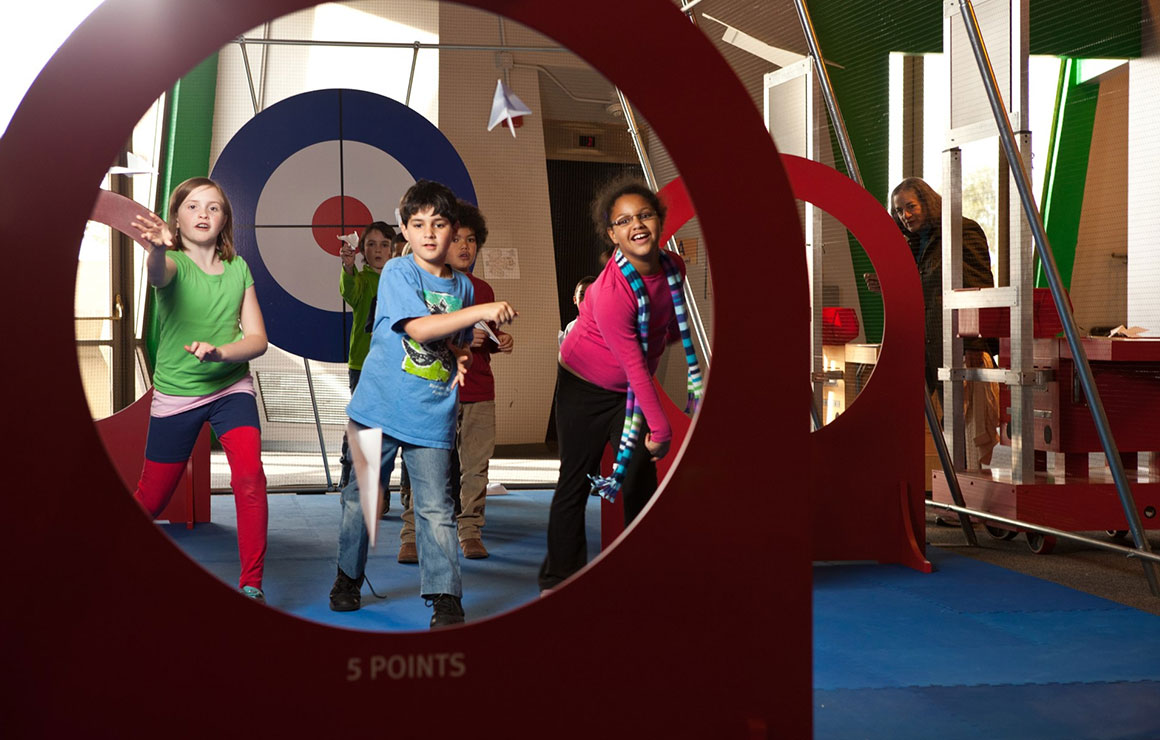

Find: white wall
<box><xmin>439</xmin><ymin>5</ymin><xmax>561</xmax><ymax>445</ymax></box>
<box><xmin>1072</xmin><ymin>66</ymin><xmax>1129</xmax><ymax>333</ymax></box>
<box><xmin>1128</xmin><ymin>0</ymin><xmax>1160</xmax><ymax>333</ymax></box>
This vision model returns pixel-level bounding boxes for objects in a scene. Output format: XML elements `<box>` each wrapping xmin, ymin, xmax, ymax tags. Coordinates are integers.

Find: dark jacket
<box><xmin>908</xmin><ymin>218</ymin><xmax>996</xmax><ymax>393</ymax></box>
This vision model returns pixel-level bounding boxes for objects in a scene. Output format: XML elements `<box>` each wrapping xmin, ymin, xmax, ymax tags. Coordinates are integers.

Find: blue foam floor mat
<box><xmin>162</xmin><ymin>493</ymin><xmax>1160</xmax><ymax>738</ymax></box>
<box><xmin>160</xmin><ymin>489</ymin><xmax>600</xmax><ymax>632</ymax></box>
<box><xmin>814</xmin><ymin>549</ymin><xmax>1160</xmax><ymax>739</ymax></box>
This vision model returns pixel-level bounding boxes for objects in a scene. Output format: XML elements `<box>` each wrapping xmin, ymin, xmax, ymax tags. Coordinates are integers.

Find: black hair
<box><xmin>590</xmin><ymin>175</ymin><xmax>666</xmax><ymax>246</ymax></box>
<box><xmin>456</xmin><ymin>200</ymin><xmax>489</xmax><ymax>247</ymax></box>
<box><xmin>575</xmin><ymin>275</ymin><xmax>596</xmax><ymax>302</ymax></box>
<box><xmin>399</xmin><ymin>179</ymin><xmax>459</xmax><ymax>225</ymax></box>
<box><xmin>358</xmin><ymin>221</ymin><xmax>395</xmax><ymax>252</ymax></box>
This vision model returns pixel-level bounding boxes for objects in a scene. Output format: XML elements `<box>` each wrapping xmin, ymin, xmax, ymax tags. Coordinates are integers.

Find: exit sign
<box><xmin>578</xmin><ymin>134</ymin><xmax>597</xmax><ymax>148</ymax></box>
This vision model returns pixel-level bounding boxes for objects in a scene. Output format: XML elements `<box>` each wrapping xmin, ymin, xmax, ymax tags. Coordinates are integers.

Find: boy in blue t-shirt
<box><xmin>329</xmin><ymin>180</ymin><xmax>517</xmax><ymax>628</ymax></box>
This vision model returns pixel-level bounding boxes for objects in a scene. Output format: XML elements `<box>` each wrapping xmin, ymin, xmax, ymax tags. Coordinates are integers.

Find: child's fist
<box><xmin>481</xmin><ymin>301</ymin><xmax>517</xmax><ymax>326</ymax></box>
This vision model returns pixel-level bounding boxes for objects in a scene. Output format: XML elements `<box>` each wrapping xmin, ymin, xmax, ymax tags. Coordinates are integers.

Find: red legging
<box><xmin>133</xmin><ymin>426</ymin><xmax>267</xmax><ymax>589</ymax></box>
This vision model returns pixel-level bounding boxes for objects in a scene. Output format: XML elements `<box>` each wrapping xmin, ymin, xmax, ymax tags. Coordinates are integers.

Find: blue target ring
<box><xmin>211</xmin><ymin>89</ymin><xmax>476</xmax><ymax>362</ymax></box>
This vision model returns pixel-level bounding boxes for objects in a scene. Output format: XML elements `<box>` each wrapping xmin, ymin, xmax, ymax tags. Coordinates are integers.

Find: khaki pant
<box><xmin>455</xmin><ymin>400</ymin><xmax>495</xmax><ymax>540</ymax></box>
<box><xmin>931</xmin><ymin>350</ymin><xmax>1001</xmax><ymax>468</ymax></box>
<box><xmin>400</xmin><ymin>400</ymin><xmax>495</xmax><ymax>543</ymax></box>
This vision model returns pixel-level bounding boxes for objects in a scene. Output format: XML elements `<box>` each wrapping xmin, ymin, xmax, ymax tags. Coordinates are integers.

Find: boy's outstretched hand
<box><xmin>479</xmin><ymin>301</ymin><xmax>517</xmax><ymax>326</ymax></box>
<box><xmin>339</xmin><ymin>241</ymin><xmax>357</xmax><ymax>272</ymax></box>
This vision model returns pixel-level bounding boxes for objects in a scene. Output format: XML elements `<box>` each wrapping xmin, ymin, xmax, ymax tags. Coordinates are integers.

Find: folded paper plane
<box><xmin>487</xmin><ymin>79</ymin><xmax>533</xmax><ymax>138</ymax></box>
<box><xmin>475</xmin><ymin>320</ymin><xmax>499</xmax><ymax>344</ymax></box>
<box><xmin>348</xmin><ymin>422</ymin><xmax>383</xmax><ymax>548</ymax></box>
<box><xmin>337</xmin><ymin>232</ymin><xmax>360</xmax><ymax>251</ymax></box>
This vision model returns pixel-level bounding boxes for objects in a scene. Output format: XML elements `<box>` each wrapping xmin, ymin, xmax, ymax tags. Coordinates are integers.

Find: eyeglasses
<box><xmin>610</xmin><ymin>210</ymin><xmax>658</xmax><ymax>229</ymax></box>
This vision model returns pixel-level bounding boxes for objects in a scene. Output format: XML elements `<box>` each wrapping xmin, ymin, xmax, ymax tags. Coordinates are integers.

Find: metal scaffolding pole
<box><xmin>304</xmin><ymin>358</ymin><xmax>334</xmax><ymax>490</ymax></box>
<box><xmin>958</xmin><ymin>0</ymin><xmax>1158</xmax><ymax>594</ymax></box>
<box><xmin>793</xmin><ymin>0</ymin><xmax>976</xmax><ymax>541</ymax></box>
<box><xmin>613</xmin><ymin>88</ymin><xmax>713</xmax><ymax>365</ymax></box>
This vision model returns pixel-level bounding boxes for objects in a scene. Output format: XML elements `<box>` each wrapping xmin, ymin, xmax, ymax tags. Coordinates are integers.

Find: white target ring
<box><xmin>255</xmin><ymin>140</ymin><xmax>414</xmax><ymax>312</ymax></box>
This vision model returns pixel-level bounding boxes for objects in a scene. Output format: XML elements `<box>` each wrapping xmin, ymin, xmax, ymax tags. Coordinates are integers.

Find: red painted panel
<box><xmin>933</xmin><ymin>470</ymin><xmax>1160</xmax><ymax>532</ymax></box>
<box><xmin>93</xmin><ymin>389</ymin><xmax>211</xmax><ymax>526</ymax></box>
<box><xmin>0</xmin><ymin>0</ymin><xmax>812</xmax><ymax>736</ymax></box>
<box><xmin>958</xmin><ymin>287</ymin><xmax>1069</xmax><ymax>338</ymax></box>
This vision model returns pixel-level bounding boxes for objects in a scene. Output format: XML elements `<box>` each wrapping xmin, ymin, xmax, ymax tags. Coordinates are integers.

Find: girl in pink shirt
<box><xmin>539</xmin><ymin>177</ymin><xmax>703</xmax><ymax>593</ymax></box>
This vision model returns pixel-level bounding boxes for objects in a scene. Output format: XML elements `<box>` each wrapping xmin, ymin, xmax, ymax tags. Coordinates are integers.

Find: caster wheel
<box><xmin>1026</xmin><ymin>532</ymin><xmax>1057</xmax><ymax>554</ymax></box>
<box><xmin>984</xmin><ymin>524</ymin><xmax>1017</xmax><ymax>541</ymax></box>
<box><xmin>1106</xmin><ymin>530</ymin><xmax>1129</xmax><ymax>540</ymax></box>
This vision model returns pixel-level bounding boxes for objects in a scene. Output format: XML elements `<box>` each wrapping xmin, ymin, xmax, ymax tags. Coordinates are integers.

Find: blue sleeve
<box><xmin>459</xmin><ymin>273</ymin><xmax>475</xmax><ymax>346</ymax></box>
<box><xmin>376</xmin><ymin>262</ymin><xmax>430</xmax><ymax>336</ymax></box>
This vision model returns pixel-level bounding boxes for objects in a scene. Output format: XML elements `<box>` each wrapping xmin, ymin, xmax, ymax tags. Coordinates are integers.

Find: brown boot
<box><xmin>398</xmin><ymin>541</ymin><xmax>418</xmax><ymax>564</ymax></box>
<box><xmin>460</xmin><ymin>538</ymin><xmax>488</xmax><ymax>559</ymax></box>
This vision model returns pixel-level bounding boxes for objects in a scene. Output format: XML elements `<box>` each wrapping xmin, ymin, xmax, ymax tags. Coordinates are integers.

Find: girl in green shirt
<box><xmin>131</xmin><ymin>177</ymin><xmax>271</xmax><ymax>602</ymax></box>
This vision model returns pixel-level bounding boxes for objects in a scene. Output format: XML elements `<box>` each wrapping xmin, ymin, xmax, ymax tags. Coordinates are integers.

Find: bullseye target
<box><xmin>211</xmin><ymin>88</ymin><xmax>476</xmax><ymax>362</ymax></box>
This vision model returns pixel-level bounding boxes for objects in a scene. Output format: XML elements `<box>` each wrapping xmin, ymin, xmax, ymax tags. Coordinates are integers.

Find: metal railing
<box><xmin>955</xmin><ymin>0</ymin><xmax>1158</xmax><ymax>594</ymax></box>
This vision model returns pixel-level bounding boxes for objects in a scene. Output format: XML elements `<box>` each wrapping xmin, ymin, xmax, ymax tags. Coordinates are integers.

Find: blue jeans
<box><xmin>338</xmin><ymin>368</ymin><xmax>361</xmax><ymax>490</ymax></box>
<box><xmin>337</xmin><ymin>429</ymin><xmax>461</xmax><ymax>598</ymax></box>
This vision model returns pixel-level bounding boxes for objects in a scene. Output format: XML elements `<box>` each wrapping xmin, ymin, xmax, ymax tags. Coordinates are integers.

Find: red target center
<box><xmin>312</xmin><ymin>195</ymin><xmax>374</xmax><ymax>255</ymax></box>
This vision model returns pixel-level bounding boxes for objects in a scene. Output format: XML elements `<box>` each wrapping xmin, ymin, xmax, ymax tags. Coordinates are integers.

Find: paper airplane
<box><xmin>107</xmin><ymin>150</ymin><xmax>157</xmax><ymax>176</ymax></box>
<box><xmin>487</xmin><ymin>79</ymin><xmax>533</xmax><ymax>138</ymax></box>
<box><xmin>475</xmin><ymin>320</ymin><xmax>499</xmax><ymax>344</ymax></box>
<box><xmin>348</xmin><ymin>422</ymin><xmax>384</xmax><ymax>548</ymax></box>
<box><xmin>1109</xmin><ymin>325</ymin><xmax>1148</xmax><ymax>338</ymax></box>
<box><xmin>337</xmin><ymin>232</ymin><xmax>360</xmax><ymax>251</ymax></box>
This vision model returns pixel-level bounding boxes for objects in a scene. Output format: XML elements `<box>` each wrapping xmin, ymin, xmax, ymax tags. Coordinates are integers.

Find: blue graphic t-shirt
<box><xmin>346</xmin><ymin>256</ymin><xmax>474</xmax><ymax>449</ymax></box>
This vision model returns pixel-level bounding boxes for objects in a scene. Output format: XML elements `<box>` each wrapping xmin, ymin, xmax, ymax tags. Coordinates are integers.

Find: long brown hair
<box><xmin>166</xmin><ymin>177</ymin><xmax>237</xmax><ymax>261</ymax></box>
<box><xmin>889</xmin><ymin>177</ymin><xmax>942</xmax><ymax>238</ymax></box>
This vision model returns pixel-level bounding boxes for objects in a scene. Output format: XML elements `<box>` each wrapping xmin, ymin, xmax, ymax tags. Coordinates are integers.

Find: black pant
<box><xmin>538</xmin><ymin>366</ymin><xmax>658</xmax><ymax>590</ymax></box>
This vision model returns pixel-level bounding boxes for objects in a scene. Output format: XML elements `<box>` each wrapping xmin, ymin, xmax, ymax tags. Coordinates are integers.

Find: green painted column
<box><xmin>804</xmin><ymin>0</ymin><xmax>1138</xmax><ymax>342</ymax></box>
<box><xmin>145</xmin><ymin>54</ymin><xmax>219</xmax><ymax>372</ymax></box>
<box><xmin>1036</xmin><ymin>58</ymin><xmax>1099</xmax><ymax>290</ymax></box>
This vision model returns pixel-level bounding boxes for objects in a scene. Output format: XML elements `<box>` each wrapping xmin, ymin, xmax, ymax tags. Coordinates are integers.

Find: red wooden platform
<box><xmin>934</xmin><ymin>336</ymin><xmax>1160</xmax><ymax>547</ymax></box>
<box><xmin>94</xmin><ymin>389</ymin><xmax>212</xmax><ymax>528</ymax></box>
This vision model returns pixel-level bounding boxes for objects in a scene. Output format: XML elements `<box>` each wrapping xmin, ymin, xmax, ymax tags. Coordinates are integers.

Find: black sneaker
<box><xmin>329</xmin><ymin>568</ymin><xmax>364</xmax><ymax>612</ymax></box>
<box><xmin>426</xmin><ymin>594</ymin><xmax>465</xmax><ymax>628</ymax></box>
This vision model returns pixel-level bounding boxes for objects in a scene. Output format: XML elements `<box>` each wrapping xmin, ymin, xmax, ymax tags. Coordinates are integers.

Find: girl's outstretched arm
<box><xmin>184</xmin><ymin>286</ymin><xmax>269</xmax><ymax>363</ymax></box>
<box><xmin>132</xmin><ymin>213</ymin><xmax>178</xmax><ymax>287</ymax></box>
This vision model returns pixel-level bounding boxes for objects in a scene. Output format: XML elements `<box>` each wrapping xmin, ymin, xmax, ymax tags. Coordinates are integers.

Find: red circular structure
<box><xmin>0</xmin><ymin>1</ymin><xmax>810</xmax><ymax>736</ymax></box>
<box><xmin>312</xmin><ymin>195</ymin><xmax>373</xmax><ymax>254</ymax></box>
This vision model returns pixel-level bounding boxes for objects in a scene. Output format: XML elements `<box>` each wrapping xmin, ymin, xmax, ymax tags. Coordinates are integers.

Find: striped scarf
<box><xmin>588</xmin><ymin>249</ymin><xmax>704</xmax><ymax>503</ymax></box>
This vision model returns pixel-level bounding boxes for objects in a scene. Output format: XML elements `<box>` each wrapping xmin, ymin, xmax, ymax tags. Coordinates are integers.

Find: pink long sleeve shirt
<box><xmin>558</xmin><ymin>253</ymin><xmax>685</xmax><ymax>443</ymax></box>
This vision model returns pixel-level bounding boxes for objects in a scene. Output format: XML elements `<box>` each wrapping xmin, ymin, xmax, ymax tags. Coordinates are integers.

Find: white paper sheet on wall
<box><xmin>482</xmin><ymin>248</ymin><xmax>520</xmax><ymax>280</ymax></box>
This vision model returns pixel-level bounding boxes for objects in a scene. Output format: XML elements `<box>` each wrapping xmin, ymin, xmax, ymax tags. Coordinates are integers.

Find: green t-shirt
<box><xmin>152</xmin><ymin>250</ymin><xmax>253</xmax><ymax>396</ymax></box>
<box><xmin>339</xmin><ymin>265</ymin><xmax>381</xmax><ymax>370</ymax></box>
